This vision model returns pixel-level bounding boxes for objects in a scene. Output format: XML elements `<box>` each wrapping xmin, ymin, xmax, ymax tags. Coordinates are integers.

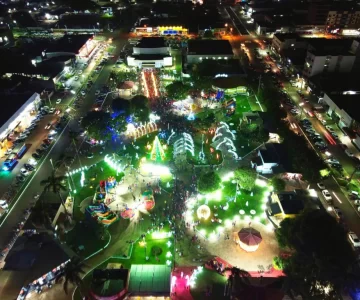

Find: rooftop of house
<box><xmin>136</xmin><ymin>37</ymin><xmax>167</xmax><ymax>48</ymax></box>
<box><xmin>258</xmin><ymin>143</ymin><xmax>293</xmax><ymax>172</ymax></box>
<box><xmin>188</xmin><ymin>39</ymin><xmax>233</xmax><ymax>55</ymax></box>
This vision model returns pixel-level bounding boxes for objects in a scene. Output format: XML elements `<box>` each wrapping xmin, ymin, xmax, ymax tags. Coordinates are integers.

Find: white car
<box><xmin>49</xmin><ymin>107</ymin><xmax>55</xmax><ymax>114</ymax></box>
<box><xmin>348</xmin><ymin>232</ymin><xmax>360</xmax><ymax>248</ymax></box>
<box><xmin>20</xmin><ymin>168</ymin><xmax>30</xmax><ymax>176</ymax></box>
<box><xmin>322</xmin><ymin>189</ymin><xmax>332</xmax><ymax>201</ymax></box>
<box><xmin>354</xmin><ymin>200</ymin><xmax>360</xmax><ymax>205</ymax></box>
<box><xmin>95</xmin><ymin>90</ymin><xmax>100</xmax><ymax>96</ymax></box>
<box><xmin>317</xmin><ymin>182</ymin><xmax>325</xmax><ymax>190</ymax></box>
<box><xmin>0</xmin><ymin>200</ymin><xmax>8</xmax><ymax>209</ymax></box>
<box><xmin>27</xmin><ymin>158</ymin><xmax>38</xmax><ymax>166</ymax></box>
<box><xmin>56</xmin><ymin>99</ymin><xmax>62</xmax><ymax>104</ymax></box>
<box><xmin>81</xmin><ymin>90</ymin><xmax>86</xmax><ymax>96</ymax></box>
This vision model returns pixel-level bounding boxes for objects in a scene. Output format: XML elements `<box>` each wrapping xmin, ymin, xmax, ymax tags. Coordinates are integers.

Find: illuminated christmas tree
<box><xmin>150</xmin><ymin>136</ymin><xmax>165</xmax><ymax>161</ymax></box>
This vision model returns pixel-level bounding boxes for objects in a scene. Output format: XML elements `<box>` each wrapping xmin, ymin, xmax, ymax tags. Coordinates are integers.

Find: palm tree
<box><xmin>30</xmin><ymin>199</ymin><xmax>55</xmax><ymax>233</ymax></box>
<box><xmin>223</xmin><ymin>266</ymin><xmax>251</xmax><ymax>297</ymax></box>
<box><xmin>62</xmin><ymin>256</ymin><xmax>87</xmax><ymax>298</ymax></box>
<box><xmin>40</xmin><ymin>170</ymin><xmax>71</xmax><ymax>222</ymax></box>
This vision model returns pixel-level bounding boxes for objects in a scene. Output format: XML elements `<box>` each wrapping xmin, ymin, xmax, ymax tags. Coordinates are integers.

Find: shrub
<box><xmin>151</xmin><ymin>246</ymin><xmax>162</xmax><ymax>257</ymax></box>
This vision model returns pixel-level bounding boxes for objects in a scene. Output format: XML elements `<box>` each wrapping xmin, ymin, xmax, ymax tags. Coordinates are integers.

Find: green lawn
<box><xmin>191</xmin><ymin>180</ymin><xmax>269</xmax><ymax>236</ymax></box>
<box><xmin>232</xmin><ymin>95</ymin><xmax>251</xmax><ymax>117</ymax></box>
<box><xmin>125</xmin><ymin>237</ymin><xmax>174</xmax><ymax>265</ymax></box>
<box><xmin>191</xmin><ymin>269</ymin><xmax>228</xmax><ymax>300</ymax></box>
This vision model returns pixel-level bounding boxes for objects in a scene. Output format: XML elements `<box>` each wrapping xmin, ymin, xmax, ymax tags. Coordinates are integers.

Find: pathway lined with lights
<box><xmin>141</xmin><ymin>69</ymin><xmax>160</xmax><ymax>100</ymax></box>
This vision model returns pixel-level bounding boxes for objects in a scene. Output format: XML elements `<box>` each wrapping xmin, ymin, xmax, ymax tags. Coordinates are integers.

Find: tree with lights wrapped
<box><xmin>150</xmin><ymin>136</ymin><xmax>165</xmax><ymax>161</ymax></box>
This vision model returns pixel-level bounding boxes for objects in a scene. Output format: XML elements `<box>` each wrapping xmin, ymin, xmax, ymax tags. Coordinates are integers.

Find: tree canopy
<box><xmin>234</xmin><ymin>167</ymin><xmax>257</xmax><ymax>191</ymax></box>
<box><xmin>165</xmin><ymin>81</ymin><xmax>191</xmax><ymax>100</ymax></box>
<box><xmin>270</xmin><ymin>177</ymin><xmax>286</xmax><ymax>192</ymax></box>
<box><xmin>276</xmin><ymin>209</ymin><xmax>358</xmax><ymax>299</ymax></box>
<box><xmin>130</xmin><ymin>95</ymin><xmax>150</xmax><ymax>123</ymax></box>
<box><xmin>111</xmin><ymin>97</ymin><xmax>130</xmax><ymax>115</ymax></box>
<box><xmin>197</xmin><ymin>171</ymin><xmax>221</xmax><ymax>194</ymax></box>
<box><xmin>80</xmin><ymin>111</ymin><xmax>112</xmax><ymax>141</ymax></box>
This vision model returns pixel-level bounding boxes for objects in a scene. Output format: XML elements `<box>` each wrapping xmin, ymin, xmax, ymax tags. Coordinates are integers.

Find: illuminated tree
<box><xmin>150</xmin><ymin>136</ymin><xmax>165</xmax><ymax>161</ymax></box>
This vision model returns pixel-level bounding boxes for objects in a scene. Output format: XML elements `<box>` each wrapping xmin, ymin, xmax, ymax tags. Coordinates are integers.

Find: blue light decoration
<box><xmin>216</xmin><ymin>90</ymin><xmax>225</xmax><ymax>101</ymax></box>
<box><xmin>126</xmin><ymin>115</ymin><xmax>134</xmax><ymax>124</ymax></box>
<box><xmin>158</xmin><ymin>130</ymin><xmax>167</xmax><ymax>139</ymax></box>
<box><xmin>164</xmin><ymin>30</ymin><xmax>178</xmax><ymax>35</ymax></box>
<box><xmin>187</xmin><ymin>112</ymin><xmax>195</xmax><ymax>121</ymax></box>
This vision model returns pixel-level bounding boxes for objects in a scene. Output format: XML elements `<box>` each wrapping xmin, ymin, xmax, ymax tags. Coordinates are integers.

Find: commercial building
<box><xmin>326</xmin><ymin>3</ymin><xmax>360</xmax><ymax>31</ymax></box>
<box><xmin>127</xmin><ymin>37</ymin><xmax>172</xmax><ymax>68</ymax></box>
<box><xmin>187</xmin><ymin>40</ymin><xmax>233</xmax><ymax>64</ymax></box>
<box><xmin>271</xmin><ymin>33</ymin><xmax>308</xmax><ymax>53</ymax></box>
<box><xmin>0</xmin><ymin>92</ymin><xmax>41</xmax><ymax>151</ymax></box>
<box><xmin>303</xmin><ymin>39</ymin><xmax>355</xmax><ymax>77</ymax></box>
<box><xmin>309</xmin><ymin>74</ymin><xmax>360</xmax><ymax>148</ymax></box>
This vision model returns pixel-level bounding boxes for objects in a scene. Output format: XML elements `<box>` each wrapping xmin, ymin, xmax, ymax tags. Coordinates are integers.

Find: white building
<box><xmin>303</xmin><ymin>50</ymin><xmax>355</xmax><ymax>77</ymax></box>
<box><xmin>127</xmin><ymin>37</ymin><xmax>172</xmax><ymax>68</ymax></box>
<box><xmin>187</xmin><ymin>40</ymin><xmax>234</xmax><ymax>64</ymax></box>
<box><xmin>0</xmin><ymin>93</ymin><xmax>41</xmax><ymax>149</ymax></box>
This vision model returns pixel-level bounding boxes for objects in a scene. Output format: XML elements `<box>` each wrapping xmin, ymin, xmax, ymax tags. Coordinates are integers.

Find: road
<box><xmin>0</xmin><ymin>31</ymin><xmax>129</xmax><ymax>300</ymax></box>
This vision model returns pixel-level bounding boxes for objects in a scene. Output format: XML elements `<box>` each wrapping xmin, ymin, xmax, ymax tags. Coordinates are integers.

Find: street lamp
<box><xmin>225</xmin><ymin>23</ymin><xmax>228</xmax><ymax>27</ymax></box>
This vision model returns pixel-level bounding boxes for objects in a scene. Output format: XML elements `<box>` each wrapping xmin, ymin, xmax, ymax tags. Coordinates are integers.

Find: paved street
<box><xmin>0</xmin><ymin>31</ymin><xmax>129</xmax><ymax>300</ymax></box>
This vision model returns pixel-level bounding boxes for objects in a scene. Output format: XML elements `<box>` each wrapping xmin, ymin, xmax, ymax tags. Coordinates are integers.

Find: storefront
<box><xmin>0</xmin><ymin>93</ymin><xmax>41</xmax><ymax>153</ymax></box>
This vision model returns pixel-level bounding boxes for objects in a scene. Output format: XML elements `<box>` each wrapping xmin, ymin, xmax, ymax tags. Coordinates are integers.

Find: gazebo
<box><xmin>235</xmin><ymin>227</ymin><xmax>262</xmax><ymax>252</ymax></box>
<box><xmin>117</xmin><ymin>81</ymin><xmax>136</xmax><ymax>96</ymax></box>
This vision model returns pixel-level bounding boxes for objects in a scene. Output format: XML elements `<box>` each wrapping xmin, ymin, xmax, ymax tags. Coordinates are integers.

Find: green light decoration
<box><xmin>150</xmin><ymin>136</ymin><xmax>165</xmax><ymax>161</ymax></box>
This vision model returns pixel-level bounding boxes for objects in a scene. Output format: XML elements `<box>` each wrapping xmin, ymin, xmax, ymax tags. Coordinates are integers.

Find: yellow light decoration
<box><xmin>197</xmin><ymin>205</ymin><xmax>211</xmax><ymax>220</ymax></box>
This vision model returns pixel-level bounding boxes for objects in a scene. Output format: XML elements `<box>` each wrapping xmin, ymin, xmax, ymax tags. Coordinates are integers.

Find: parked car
<box><xmin>0</xmin><ymin>200</ymin><xmax>8</xmax><ymax>209</ymax></box>
<box><xmin>56</xmin><ymin>98</ymin><xmax>62</xmax><ymax>104</ymax></box>
<box><xmin>333</xmin><ymin>207</ymin><xmax>343</xmax><ymax>219</ymax></box>
<box><xmin>81</xmin><ymin>90</ymin><xmax>86</xmax><ymax>96</ymax></box>
<box><xmin>322</xmin><ymin>189</ymin><xmax>332</xmax><ymax>201</ymax></box>
<box><xmin>20</xmin><ymin>168</ymin><xmax>30</xmax><ymax>176</ymax></box>
<box><xmin>317</xmin><ymin>182</ymin><xmax>326</xmax><ymax>190</ymax></box>
<box><xmin>348</xmin><ymin>232</ymin><xmax>360</xmax><ymax>248</ymax></box>
<box><xmin>24</xmin><ymin>164</ymin><xmax>35</xmax><ymax>171</ymax></box>
<box><xmin>345</xmin><ymin>149</ymin><xmax>354</xmax><ymax>157</ymax></box>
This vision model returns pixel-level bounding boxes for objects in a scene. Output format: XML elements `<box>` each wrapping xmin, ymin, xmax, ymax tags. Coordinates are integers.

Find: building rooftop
<box><xmin>128</xmin><ymin>264</ymin><xmax>170</xmax><ymax>295</ymax></box>
<box><xmin>327</xmin><ymin>94</ymin><xmax>360</xmax><ymax>123</ymax></box>
<box><xmin>307</xmin><ymin>38</ymin><xmax>354</xmax><ymax>56</ymax></box>
<box><xmin>131</xmin><ymin>54</ymin><xmax>169</xmax><ymax>60</ymax></box>
<box><xmin>0</xmin><ymin>92</ymin><xmax>37</xmax><ymax>129</ymax></box>
<box><xmin>188</xmin><ymin>40</ymin><xmax>233</xmax><ymax>56</ymax></box>
<box><xmin>45</xmin><ymin>34</ymin><xmax>93</xmax><ymax>54</ymax></box>
<box><xmin>282</xmin><ymin>48</ymin><xmax>307</xmax><ymax>66</ymax></box>
<box><xmin>136</xmin><ymin>37</ymin><xmax>166</xmax><ymax>48</ymax></box>
<box><xmin>4</xmin><ymin>233</ymin><xmax>70</xmax><ymax>286</ymax></box>
<box><xmin>273</xmin><ymin>33</ymin><xmax>300</xmax><ymax>42</ymax></box>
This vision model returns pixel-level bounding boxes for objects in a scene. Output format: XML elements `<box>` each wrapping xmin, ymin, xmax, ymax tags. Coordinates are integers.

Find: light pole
<box><xmin>348</xmin><ymin>165</ymin><xmax>360</xmax><ymax>182</ymax></box>
<box><xmin>50</xmin><ymin>158</ymin><xmax>54</xmax><ymax>170</ymax></box>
